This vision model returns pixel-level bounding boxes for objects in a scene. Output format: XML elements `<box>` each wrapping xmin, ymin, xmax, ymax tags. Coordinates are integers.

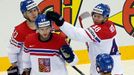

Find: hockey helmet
<box><xmin>96</xmin><ymin>53</ymin><xmax>114</xmax><ymax>73</ymax></box>
<box><xmin>35</xmin><ymin>14</ymin><xmax>51</xmax><ymax>28</ymax></box>
<box><xmin>20</xmin><ymin>0</ymin><xmax>38</xmax><ymax>13</ymax></box>
<box><xmin>92</xmin><ymin>3</ymin><xmax>110</xmax><ymax>18</ymax></box>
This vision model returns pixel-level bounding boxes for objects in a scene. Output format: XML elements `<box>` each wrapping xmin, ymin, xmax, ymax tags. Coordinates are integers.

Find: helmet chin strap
<box><xmin>26</xmin><ymin>17</ymin><xmax>34</xmax><ymax>22</ymax></box>
<box><xmin>23</xmin><ymin>13</ymin><xmax>33</xmax><ymax>22</ymax></box>
<box><xmin>23</xmin><ymin>14</ymin><xmax>37</xmax><ymax>30</ymax></box>
<box><xmin>101</xmin><ymin>17</ymin><xmax>108</xmax><ymax>24</ymax></box>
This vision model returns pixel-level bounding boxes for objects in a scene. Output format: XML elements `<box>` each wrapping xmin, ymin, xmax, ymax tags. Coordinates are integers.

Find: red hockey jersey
<box><xmin>8</xmin><ymin>21</ymin><xmax>36</xmax><ymax>74</ymax></box>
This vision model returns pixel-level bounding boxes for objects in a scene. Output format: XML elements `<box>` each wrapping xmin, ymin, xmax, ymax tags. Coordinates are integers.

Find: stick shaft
<box><xmin>72</xmin><ymin>66</ymin><xmax>85</xmax><ymax>75</ymax></box>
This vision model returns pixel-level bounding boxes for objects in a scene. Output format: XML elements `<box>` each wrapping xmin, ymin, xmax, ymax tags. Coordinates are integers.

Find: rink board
<box><xmin>0</xmin><ymin>45</ymin><xmax>134</xmax><ymax>71</ymax></box>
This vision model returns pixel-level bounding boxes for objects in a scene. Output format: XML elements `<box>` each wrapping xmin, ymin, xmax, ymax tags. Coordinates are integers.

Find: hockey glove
<box><xmin>7</xmin><ymin>66</ymin><xmax>19</xmax><ymax>75</ymax></box>
<box><xmin>46</xmin><ymin>11</ymin><xmax>65</xmax><ymax>26</ymax></box>
<box><xmin>60</xmin><ymin>45</ymin><xmax>74</xmax><ymax>63</ymax></box>
<box><xmin>22</xmin><ymin>68</ymin><xmax>31</xmax><ymax>75</ymax></box>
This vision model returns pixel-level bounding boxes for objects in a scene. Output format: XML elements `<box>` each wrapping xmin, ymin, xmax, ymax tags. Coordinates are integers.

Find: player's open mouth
<box><xmin>43</xmin><ymin>34</ymin><xmax>48</xmax><ymax>36</ymax></box>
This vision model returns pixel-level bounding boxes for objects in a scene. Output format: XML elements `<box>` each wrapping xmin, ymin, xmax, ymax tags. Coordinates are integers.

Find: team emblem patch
<box><xmin>38</xmin><ymin>58</ymin><xmax>51</xmax><ymax>72</ymax></box>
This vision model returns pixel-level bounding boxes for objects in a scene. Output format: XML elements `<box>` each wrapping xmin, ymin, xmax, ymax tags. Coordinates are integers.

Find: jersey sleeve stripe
<box><xmin>86</xmin><ymin>27</ymin><xmax>101</xmax><ymax>43</ymax></box>
<box><xmin>30</xmin><ymin>50</ymin><xmax>60</xmax><ymax>54</ymax></box>
<box><xmin>84</xmin><ymin>30</ymin><xmax>96</xmax><ymax>42</ymax></box>
<box><xmin>10</xmin><ymin>38</ymin><xmax>23</xmax><ymax>48</ymax></box>
<box><xmin>30</xmin><ymin>53</ymin><xmax>59</xmax><ymax>56</ymax></box>
<box><xmin>23</xmin><ymin>46</ymin><xmax>30</xmax><ymax>53</ymax></box>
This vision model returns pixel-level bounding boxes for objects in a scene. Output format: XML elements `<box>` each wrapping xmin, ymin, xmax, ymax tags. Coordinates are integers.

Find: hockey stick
<box><xmin>72</xmin><ymin>66</ymin><xmax>85</xmax><ymax>75</ymax></box>
<box><xmin>79</xmin><ymin>12</ymin><xmax>90</xmax><ymax>51</ymax></box>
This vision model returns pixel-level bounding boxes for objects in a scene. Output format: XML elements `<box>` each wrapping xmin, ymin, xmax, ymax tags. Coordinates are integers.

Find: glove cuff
<box><xmin>69</xmin><ymin>54</ymin><xmax>79</xmax><ymax>66</ymax></box>
<box><xmin>56</xmin><ymin>16</ymin><xmax>65</xmax><ymax>26</ymax></box>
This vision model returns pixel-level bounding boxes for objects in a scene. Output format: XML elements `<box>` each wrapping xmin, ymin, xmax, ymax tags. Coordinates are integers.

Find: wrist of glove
<box><xmin>46</xmin><ymin>11</ymin><xmax>65</xmax><ymax>26</ymax></box>
<box><xmin>22</xmin><ymin>68</ymin><xmax>31</xmax><ymax>75</ymax></box>
<box><xmin>60</xmin><ymin>45</ymin><xmax>74</xmax><ymax>63</ymax></box>
<box><xmin>7</xmin><ymin>63</ymin><xmax>19</xmax><ymax>75</ymax></box>
<box><xmin>11</xmin><ymin>62</ymin><xmax>17</xmax><ymax>67</ymax></box>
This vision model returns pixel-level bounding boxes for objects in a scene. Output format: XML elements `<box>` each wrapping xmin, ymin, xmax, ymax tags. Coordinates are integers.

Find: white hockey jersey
<box><xmin>60</xmin><ymin>21</ymin><xmax>123</xmax><ymax>75</ymax></box>
<box><xmin>22</xmin><ymin>33</ymin><xmax>78</xmax><ymax>75</ymax></box>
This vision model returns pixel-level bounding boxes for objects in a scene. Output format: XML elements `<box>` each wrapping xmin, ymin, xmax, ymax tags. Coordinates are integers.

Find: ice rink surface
<box><xmin>0</xmin><ymin>60</ymin><xmax>134</xmax><ymax>75</ymax></box>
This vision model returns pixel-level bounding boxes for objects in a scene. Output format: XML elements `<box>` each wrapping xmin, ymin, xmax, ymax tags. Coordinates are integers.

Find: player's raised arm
<box><xmin>46</xmin><ymin>11</ymin><xmax>100</xmax><ymax>43</ymax></box>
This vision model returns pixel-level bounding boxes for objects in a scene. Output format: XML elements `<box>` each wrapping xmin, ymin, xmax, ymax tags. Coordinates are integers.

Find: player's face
<box><xmin>25</xmin><ymin>7</ymin><xmax>39</xmax><ymax>22</ymax></box>
<box><xmin>38</xmin><ymin>26</ymin><xmax>52</xmax><ymax>40</ymax></box>
<box><xmin>92</xmin><ymin>13</ymin><xmax>105</xmax><ymax>24</ymax></box>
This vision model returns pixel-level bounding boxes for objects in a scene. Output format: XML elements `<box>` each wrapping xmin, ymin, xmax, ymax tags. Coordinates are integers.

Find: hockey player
<box><xmin>96</xmin><ymin>53</ymin><xmax>114</xmax><ymax>75</ymax></box>
<box><xmin>22</xmin><ymin>14</ymin><xmax>78</xmax><ymax>75</ymax></box>
<box><xmin>7</xmin><ymin>0</ymin><xmax>40</xmax><ymax>74</ymax></box>
<box><xmin>46</xmin><ymin>3</ymin><xmax>123</xmax><ymax>75</ymax></box>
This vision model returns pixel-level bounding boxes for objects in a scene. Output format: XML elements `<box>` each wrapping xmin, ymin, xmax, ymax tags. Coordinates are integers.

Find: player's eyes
<box><xmin>27</xmin><ymin>9</ymin><xmax>37</xmax><ymax>13</ymax></box>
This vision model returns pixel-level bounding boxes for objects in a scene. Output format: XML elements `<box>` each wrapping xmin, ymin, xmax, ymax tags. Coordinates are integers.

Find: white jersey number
<box><xmin>92</xmin><ymin>25</ymin><xmax>101</xmax><ymax>32</ymax></box>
